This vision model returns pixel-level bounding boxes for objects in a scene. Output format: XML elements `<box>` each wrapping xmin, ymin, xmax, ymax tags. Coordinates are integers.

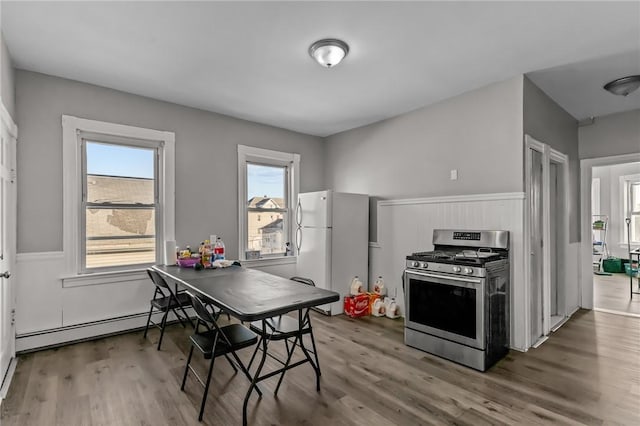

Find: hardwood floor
<box><xmin>2</xmin><ymin>310</ymin><xmax>639</xmax><ymax>425</ymax></box>
<box><xmin>594</xmin><ymin>272</ymin><xmax>640</xmax><ymax>315</ymax></box>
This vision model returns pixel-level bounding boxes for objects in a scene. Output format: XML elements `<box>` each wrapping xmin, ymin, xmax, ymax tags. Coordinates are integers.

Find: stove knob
<box><xmin>452</xmin><ymin>266</ymin><xmax>461</xmax><ymax>273</ymax></box>
<box><xmin>412</xmin><ymin>261</ymin><xmax>420</xmax><ymax>267</ymax></box>
<box><xmin>464</xmin><ymin>267</ymin><xmax>474</xmax><ymax>275</ymax></box>
<box><xmin>420</xmin><ymin>262</ymin><xmax>429</xmax><ymax>269</ymax></box>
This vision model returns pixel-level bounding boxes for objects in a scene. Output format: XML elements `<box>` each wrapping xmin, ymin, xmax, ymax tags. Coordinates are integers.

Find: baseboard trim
<box><xmin>593</xmin><ymin>307</ymin><xmax>640</xmax><ymax>318</ymax></box>
<box><xmin>16</xmin><ymin>309</ymin><xmax>192</xmax><ymax>353</ymax></box>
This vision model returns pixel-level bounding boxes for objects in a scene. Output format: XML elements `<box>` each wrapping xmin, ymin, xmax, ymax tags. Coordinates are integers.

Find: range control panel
<box><xmin>453</xmin><ymin>231</ymin><xmax>481</xmax><ymax>241</ymax></box>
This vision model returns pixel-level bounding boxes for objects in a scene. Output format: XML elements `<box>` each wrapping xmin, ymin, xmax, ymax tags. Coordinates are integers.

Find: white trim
<box><xmin>16</xmin><ymin>251</ymin><xmax>65</xmax><ymax>262</ymax></box>
<box><xmin>0</xmin><ymin>100</ymin><xmax>17</xmax><ymax>138</ymax></box>
<box><xmin>368</xmin><ymin>242</ymin><xmax>381</xmax><ymax>248</ymax></box>
<box><xmin>237</xmin><ymin>145</ymin><xmax>300</xmax><ymax>261</ymax></box>
<box><xmin>61</xmin><ymin>269</ymin><xmax>148</xmax><ymax>288</ymax></box>
<box><xmin>241</xmin><ymin>256</ymin><xmax>297</xmax><ymax>268</ymax></box>
<box><xmin>531</xmin><ymin>335</ymin><xmax>549</xmax><ymax>349</ymax></box>
<box><xmin>591</xmin><ymin>177</ymin><xmax>600</xmax><ymax>216</ymax></box>
<box><xmin>580</xmin><ymin>152</ymin><xmax>640</xmax><ymax>310</ymax></box>
<box><xmin>378</xmin><ymin>192</ymin><xmax>525</xmax><ymax>207</ymax></box>
<box><xmin>0</xmin><ymin>358</ymin><xmax>17</xmax><ymax>400</ymax></box>
<box><xmin>0</xmin><ymin>98</ymin><xmax>18</xmax><ymax>401</ymax></box>
<box><xmin>62</xmin><ymin>116</ymin><xmax>175</xmax><ymax>277</ymax></box>
<box><xmin>549</xmin><ymin>147</ymin><xmax>570</xmax><ymax>336</ymax></box>
<box><xmin>593</xmin><ymin>307</ymin><xmax>640</xmax><ymax>318</ymax></box>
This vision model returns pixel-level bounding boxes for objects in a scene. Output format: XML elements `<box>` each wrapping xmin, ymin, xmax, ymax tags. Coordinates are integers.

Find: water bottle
<box><xmin>214</xmin><ymin>237</ymin><xmax>225</xmax><ymax>260</ymax></box>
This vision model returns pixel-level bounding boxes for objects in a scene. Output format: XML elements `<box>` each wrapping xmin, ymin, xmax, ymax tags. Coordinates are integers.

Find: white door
<box><xmin>525</xmin><ymin>135</ymin><xmax>570</xmax><ymax>348</ymax></box>
<box><xmin>528</xmin><ymin>146</ymin><xmax>545</xmax><ymax>344</ymax></box>
<box><xmin>298</xmin><ymin>190</ymin><xmax>332</xmax><ymax>228</ymax></box>
<box><xmin>0</xmin><ymin>107</ymin><xmax>17</xmax><ymax>393</ymax></box>
<box><xmin>296</xmin><ymin>227</ymin><xmax>332</xmax><ymax>311</ymax></box>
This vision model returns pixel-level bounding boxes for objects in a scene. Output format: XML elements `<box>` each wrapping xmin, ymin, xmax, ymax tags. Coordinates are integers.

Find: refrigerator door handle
<box><xmin>296</xmin><ymin>227</ymin><xmax>302</xmax><ymax>252</ymax></box>
<box><xmin>296</xmin><ymin>199</ymin><xmax>302</xmax><ymax>227</ymax></box>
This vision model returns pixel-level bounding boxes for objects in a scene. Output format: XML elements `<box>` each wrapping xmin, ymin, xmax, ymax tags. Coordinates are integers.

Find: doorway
<box><xmin>0</xmin><ymin>104</ymin><xmax>17</xmax><ymax>397</ymax></box>
<box><xmin>525</xmin><ymin>135</ymin><xmax>570</xmax><ymax>348</ymax></box>
<box><xmin>587</xmin><ymin>160</ymin><xmax>640</xmax><ymax>316</ymax></box>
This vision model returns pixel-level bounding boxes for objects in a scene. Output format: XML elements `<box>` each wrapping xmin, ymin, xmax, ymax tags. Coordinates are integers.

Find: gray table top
<box><xmin>152</xmin><ymin>264</ymin><xmax>339</xmax><ymax>322</ymax></box>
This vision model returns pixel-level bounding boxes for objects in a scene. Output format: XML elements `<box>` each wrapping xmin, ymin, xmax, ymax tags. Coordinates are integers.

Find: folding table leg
<box><xmin>243</xmin><ymin>320</ymin><xmax>268</xmax><ymax>426</ymax></box>
<box><xmin>308</xmin><ymin>323</ymin><xmax>322</xmax><ymax>377</ymax></box>
<box><xmin>297</xmin><ymin>311</ymin><xmax>321</xmax><ymax>391</ymax></box>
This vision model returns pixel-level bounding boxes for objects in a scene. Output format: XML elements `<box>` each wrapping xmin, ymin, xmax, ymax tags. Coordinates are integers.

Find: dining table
<box><xmin>151</xmin><ymin>264</ymin><xmax>340</xmax><ymax>425</ymax></box>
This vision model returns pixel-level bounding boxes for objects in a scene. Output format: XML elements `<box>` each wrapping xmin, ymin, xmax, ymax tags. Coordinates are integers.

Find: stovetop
<box><xmin>404</xmin><ymin>230</ymin><xmax>510</xmax><ymax>277</ymax></box>
<box><xmin>407</xmin><ymin>247</ymin><xmax>507</xmax><ymax>266</ymax></box>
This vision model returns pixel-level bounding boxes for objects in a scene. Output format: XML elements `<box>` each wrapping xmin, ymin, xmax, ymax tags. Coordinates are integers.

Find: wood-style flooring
<box><xmin>2</xmin><ymin>310</ymin><xmax>639</xmax><ymax>425</ymax></box>
<box><xmin>594</xmin><ymin>272</ymin><xmax>640</xmax><ymax>315</ymax></box>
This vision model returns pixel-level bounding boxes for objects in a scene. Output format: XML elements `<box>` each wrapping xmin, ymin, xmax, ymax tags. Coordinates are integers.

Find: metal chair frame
<box><xmin>181</xmin><ymin>292</ymin><xmax>262</xmax><ymax>422</ymax></box>
<box><xmin>143</xmin><ymin>268</ymin><xmax>194</xmax><ymax>350</ymax></box>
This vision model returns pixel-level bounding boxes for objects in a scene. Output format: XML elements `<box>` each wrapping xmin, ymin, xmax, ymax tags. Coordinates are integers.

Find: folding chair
<box><xmin>246</xmin><ymin>276</ymin><xmax>322</xmax><ymax>395</ymax></box>
<box><xmin>181</xmin><ymin>292</ymin><xmax>262</xmax><ymax>422</ymax></box>
<box><xmin>143</xmin><ymin>268</ymin><xmax>194</xmax><ymax>350</ymax></box>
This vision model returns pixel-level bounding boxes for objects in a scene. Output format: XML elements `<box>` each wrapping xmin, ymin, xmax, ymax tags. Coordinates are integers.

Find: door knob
<box><xmin>0</xmin><ymin>271</ymin><xmax>10</xmax><ymax>279</ymax></box>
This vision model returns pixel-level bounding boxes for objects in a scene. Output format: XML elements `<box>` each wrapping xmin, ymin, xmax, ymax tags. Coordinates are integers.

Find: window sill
<box><xmin>241</xmin><ymin>256</ymin><xmax>297</xmax><ymax>268</ymax></box>
<box><xmin>61</xmin><ymin>268</ymin><xmax>149</xmax><ymax>288</ymax></box>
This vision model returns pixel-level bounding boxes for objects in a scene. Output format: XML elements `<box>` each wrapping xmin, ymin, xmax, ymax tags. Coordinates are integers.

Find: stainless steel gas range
<box><xmin>404</xmin><ymin>229</ymin><xmax>510</xmax><ymax>371</ymax></box>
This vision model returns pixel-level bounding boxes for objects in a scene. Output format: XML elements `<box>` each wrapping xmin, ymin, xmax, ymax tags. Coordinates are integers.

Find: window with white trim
<box><xmin>63</xmin><ymin>116</ymin><xmax>175</xmax><ymax>275</ymax></box>
<box><xmin>624</xmin><ymin>174</ymin><xmax>640</xmax><ymax>244</ymax></box>
<box><xmin>238</xmin><ymin>145</ymin><xmax>299</xmax><ymax>261</ymax></box>
<box><xmin>82</xmin><ymin>139</ymin><xmax>158</xmax><ymax>271</ymax></box>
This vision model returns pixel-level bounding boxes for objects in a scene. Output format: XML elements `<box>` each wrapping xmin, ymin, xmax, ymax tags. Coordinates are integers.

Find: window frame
<box><xmin>237</xmin><ymin>145</ymin><xmax>299</xmax><ymax>261</ymax></box>
<box><xmin>62</xmin><ymin>116</ymin><xmax>175</xmax><ymax>276</ymax></box>
<box><xmin>623</xmin><ymin>174</ymin><xmax>640</xmax><ymax>244</ymax></box>
<box><xmin>80</xmin><ymin>137</ymin><xmax>160</xmax><ymax>273</ymax></box>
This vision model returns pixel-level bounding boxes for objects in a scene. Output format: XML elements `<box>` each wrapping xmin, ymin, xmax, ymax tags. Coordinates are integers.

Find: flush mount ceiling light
<box><xmin>603</xmin><ymin>75</ymin><xmax>640</xmax><ymax>96</ymax></box>
<box><xmin>309</xmin><ymin>39</ymin><xmax>349</xmax><ymax>68</ymax></box>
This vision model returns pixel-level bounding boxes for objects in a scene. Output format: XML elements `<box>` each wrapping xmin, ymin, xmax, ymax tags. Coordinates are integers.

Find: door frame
<box><xmin>0</xmin><ymin>100</ymin><xmax>18</xmax><ymax>398</ymax></box>
<box><xmin>580</xmin><ymin>152</ymin><xmax>640</xmax><ymax>309</ymax></box>
<box><xmin>524</xmin><ymin>135</ymin><xmax>570</xmax><ymax>348</ymax></box>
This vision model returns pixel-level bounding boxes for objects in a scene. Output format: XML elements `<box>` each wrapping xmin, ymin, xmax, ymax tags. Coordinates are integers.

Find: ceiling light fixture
<box><xmin>309</xmin><ymin>39</ymin><xmax>349</xmax><ymax>68</ymax></box>
<box><xmin>603</xmin><ymin>75</ymin><xmax>640</xmax><ymax>96</ymax></box>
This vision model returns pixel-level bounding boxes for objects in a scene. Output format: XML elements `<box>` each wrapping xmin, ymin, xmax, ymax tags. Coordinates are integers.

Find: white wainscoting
<box><xmin>15</xmin><ymin>252</ymin><xmax>65</xmax><ymax>335</ymax></box>
<box><xmin>15</xmin><ymin>251</ymin><xmax>297</xmax><ymax>352</ymax></box>
<box><xmin>372</xmin><ymin>192</ymin><xmax>527</xmax><ymax>351</ymax></box>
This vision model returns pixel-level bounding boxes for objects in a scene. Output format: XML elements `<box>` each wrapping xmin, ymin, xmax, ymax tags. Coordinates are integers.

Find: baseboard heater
<box><xmin>16</xmin><ymin>310</ymin><xmax>192</xmax><ymax>354</ymax></box>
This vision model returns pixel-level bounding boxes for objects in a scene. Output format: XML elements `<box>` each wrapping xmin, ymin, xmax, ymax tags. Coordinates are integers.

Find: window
<box><xmin>625</xmin><ymin>176</ymin><xmax>640</xmax><ymax>244</ymax></box>
<box><xmin>238</xmin><ymin>145</ymin><xmax>299</xmax><ymax>260</ymax></box>
<box><xmin>63</xmin><ymin>116</ymin><xmax>175</xmax><ymax>275</ymax></box>
<box><xmin>83</xmin><ymin>141</ymin><xmax>157</xmax><ymax>270</ymax></box>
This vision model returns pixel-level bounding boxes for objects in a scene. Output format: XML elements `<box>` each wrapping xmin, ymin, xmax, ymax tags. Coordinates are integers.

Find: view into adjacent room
<box><xmin>592</xmin><ymin>161</ymin><xmax>640</xmax><ymax>315</ymax></box>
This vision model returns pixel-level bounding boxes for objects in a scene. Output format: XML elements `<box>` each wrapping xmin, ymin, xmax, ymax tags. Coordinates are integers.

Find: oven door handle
<box><xmin>406</xmin><ymin>270</ymin><xmax>482</xmax><ymax>284</ymax></box>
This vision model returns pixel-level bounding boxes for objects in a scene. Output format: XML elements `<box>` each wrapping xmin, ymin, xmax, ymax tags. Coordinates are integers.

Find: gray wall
<box><xmin>324</xmin><ymin>76</ymin><xmax>524</xmax><ymax>240</ymax></box>
<box><xmin>523</xmin><ymin>76</ymin><xmax>580</xmax><ymax>242</ymax></box>
<box><xmin>579</xmin><ymin>109</ymin><xmax>640</xmax><ymax>160</ymax></box>
<box><xmin>15</xmin><ymin>70</ymin><xmax>326</xmax><ymax>255</ymax></box>
<box><xmin>1</xmin><ymin>32</ymin><xmax>15</xmax><ymax>120</ymax></box>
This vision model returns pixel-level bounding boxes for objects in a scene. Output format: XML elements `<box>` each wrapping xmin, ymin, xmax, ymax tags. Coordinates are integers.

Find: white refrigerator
<box><xmin>295</xmin><ymin>190</ymin><xmax>369</xmax><ymax>315</ymax></box>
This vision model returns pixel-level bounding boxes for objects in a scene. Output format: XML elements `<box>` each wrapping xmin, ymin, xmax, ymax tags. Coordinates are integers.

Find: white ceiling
<box><xmin>3</xmin><ymin>1</ymin><xmax>640</xmax><ymax>137</ymax></box>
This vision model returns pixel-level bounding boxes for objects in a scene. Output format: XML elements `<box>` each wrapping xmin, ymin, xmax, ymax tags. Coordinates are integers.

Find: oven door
<box><xmin>404</xmin><ymin>269</ymin><xmax>485</xmax><ymax>349</ymax></box>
